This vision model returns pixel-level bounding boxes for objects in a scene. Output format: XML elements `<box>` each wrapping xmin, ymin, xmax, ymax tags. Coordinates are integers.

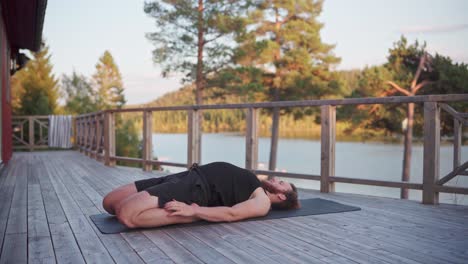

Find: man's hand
<box><xmin>164</xmin><ymin>200</ymin><xmax>199</xmax><ymax>217</ymax></box>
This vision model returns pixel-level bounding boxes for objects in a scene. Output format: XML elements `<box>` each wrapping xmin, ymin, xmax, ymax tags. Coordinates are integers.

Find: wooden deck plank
<box><xmin>170</xmin><ymin>226</ymin><xmax>267</xmax><ymax>264</ymax></box>
<box><xmin>284</xmin><ymin>217</ymin><xmax>424</xmax><ymax>264</ymax></box>
<box><xmin>44</xmin><ymin>157</ymin><xmax>115</xmax><ymax>264</ymax></box>
<box><xmin>1</xmin><ymin>156</ymin><xmax>28</xmax><ymax>264</ymax></box>
<box><xmin>50</xmin><ymin>157</ymin><xmax>146</xmax><ymax>264</ymax></box>
<box><xmin>120</xmin><ymin>232</ymin><xmax>174</xmax><ymax>264</ymax></box>
<box><xmin>27</xmin><ymin>156</ymin><xmax>56</xmax><ymax>264</ymax></box>
<box><xmin>237</xmin><ymin>220</ymin><xmax>390</xmax><ymax>264</ymax></box>
<box><xmin>66</xmin><ymin>156</ymin><xmax>175</xmax><ymax>264</ymax></box>
<box><xmin>37</xmin><ymin>157</ymin><xmax>86</xmax><ymax>264</ymax></box>
<box><xmin>300</xmin><ymin>214</ymin><xmax>464</xmax><ymax>264</ymax></box>
<box><xmin>209</xmin><ymin>222</ymin><xmax>331</xmax><ymax>264</ymax></box>
<box><xmin>143</xmin><ymin>230</ymin><xmax>205</xmax><ymax>264</ymax></box>
<box><xmin>0</xmin><ymin>155</ymin><xmax>19</xmax><ymax>256</ymax></box>
<box><xmin>165</xmin><ymin>228</ymin><xmax>236</xmax><ymax>264</ymax></box>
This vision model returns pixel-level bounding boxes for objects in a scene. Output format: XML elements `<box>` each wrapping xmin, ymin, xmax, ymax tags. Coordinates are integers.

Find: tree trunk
<box><xmin>195</xmin><ymin>0</ymin><xmax>204</xmax><ymax>162</ymax></box>
<box><xmin>196</xmin><ymin>0</ymin><xmax>204</xmax><ymax>105</ymax></box>
<box><xmin>269</xmin><ymin>8</ymin><xmax>282</xmax><ymax>172</ymax></box>
<box><xmin>269</xmin><ymin>88</ymin><xmax>280</xmax><ymax>171</ymax></box>
<box><xmin>401</xmin><ymin>102</ymin><xmax>414</xmax><ymax>199</ymax></box>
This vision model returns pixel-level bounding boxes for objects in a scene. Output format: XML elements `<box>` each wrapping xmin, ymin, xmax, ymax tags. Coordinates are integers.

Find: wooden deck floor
<box><xmin>0</xmin><ymin>151</ymin><xmax>467</xmax><ymax>264</ymax></box>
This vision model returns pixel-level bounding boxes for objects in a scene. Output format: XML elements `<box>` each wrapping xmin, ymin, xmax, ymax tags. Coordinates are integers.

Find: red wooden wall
<box><xmin>1</xmin><ymin>13</ymin><xmax>12</xmax><ymax>164</ymax></box>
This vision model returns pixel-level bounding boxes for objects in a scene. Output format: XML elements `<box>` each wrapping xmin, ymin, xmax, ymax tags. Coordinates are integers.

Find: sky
<box><xmin>43</xmin><ymin>0</ymin><xmax>468</xmax><ymax>105</ymax></box>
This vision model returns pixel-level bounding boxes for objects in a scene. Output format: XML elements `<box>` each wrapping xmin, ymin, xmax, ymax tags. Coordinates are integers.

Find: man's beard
<box><xmin>261</xmin><ymin>180</ymin><xmax>281</xmax><ymax>194</ymax></box>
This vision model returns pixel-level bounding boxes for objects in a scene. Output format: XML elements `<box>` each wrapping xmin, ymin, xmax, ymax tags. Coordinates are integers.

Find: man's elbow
<box><xmin>224</xmin><ymin>209</ymin><xmax>240</xmax><ymax>222</ymax></box>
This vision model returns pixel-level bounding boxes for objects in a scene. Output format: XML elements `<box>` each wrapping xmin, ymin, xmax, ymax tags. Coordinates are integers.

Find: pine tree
<box><xmin>227</xmin><ymin>0</ymin><xmax>341</xmax><ymax>99</ymax></box>
<box><xmin>144</xmin><ymin>0</ymin><xmax>250</xmax><ymax>105</ymax></box>
<box><xmin>224</xmin><ymin>0</ymin><xmax>341</xmax><ymax>170</ymax></box>
<box><xmin>14</xmin><ymin>43</ymin><xmax>59</xmax><ymax>115</ymax></box>
<box><xmin>62</xmin><ymin>71</ymin><xmax>97</xmax><ymax>114</ymax></box>
<box><xmin>92</xmin><ymin>51</ymin><xmax>126</xmax><ymax>110</ymax></box>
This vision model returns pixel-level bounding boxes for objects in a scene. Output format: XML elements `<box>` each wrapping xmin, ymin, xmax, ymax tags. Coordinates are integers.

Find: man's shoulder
<box><xmin>250</xmin><ymin>187</ymin><xmax>270</xmax><ymax>205</ymax></box>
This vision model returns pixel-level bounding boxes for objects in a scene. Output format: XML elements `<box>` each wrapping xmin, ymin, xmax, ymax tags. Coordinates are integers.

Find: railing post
<box><xmin>84</xmin><ymin>116</ymin><xmax>90</xmax><ymax>156</ymax></box>
<box><xmin>453</xmin><ymin>118</ymin><xmax>462</xmax><ymax>169</ymax></box>
<box><xmin>28</xmin><ymin>116</ymin><xmax>34</xmax><ymax>151</ymax></box>
<box><xmin>81</xmin><ymin>117</ymin><xmax>86</xmax><ymax>152</ymax></box>
<box><xmin>321</xmin><ymin>105</ymin><xmax>336</xmax><ymax>193</ymax></box>
<box><xmin>246</xmin><ymin>108</ymin><xmax>259</xmax><ymax>170</ymax></box>
<box><xmin>77</xmin><ymin>117</ymin><xmax>82</xmax><ymax>149</ymax></box>
<box><xmin>104</xmin><ymin>111</ymin><xmax>116</xmax><ymax>167</ymax></box>
<box><xmin>90</xmin><ymin>115</ymin><xmax>96</xmax><ymax>159</ymax></box>
<box><xmin>187</xmin><ymin>109</ymin><xmax>201</xmax><ymax>166</ymax></box>
<box><xmin>143</xmin><ymin>110</ymin><xmax>153</xmax><ymax>171</ymax></box>
<box><xmin>94</xmin><ymin>114</ymin><xmax>103</xmax><ymax>161</ymax></box>
<box><xmin>73</xmin><ymin>117</ymin><xmax>78</xmax><ymax>148</ymax></box>
<box><xmin>422</xmin><ymin>102</ymin><xmax>440</xmax><ymax>205</ymax></box>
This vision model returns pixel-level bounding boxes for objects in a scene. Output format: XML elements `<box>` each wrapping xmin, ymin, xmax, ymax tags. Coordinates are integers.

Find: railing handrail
<box><xmin>76</xmin><ymin>94</ymin><xmax>468</xmax><ymax>117</ymax></box>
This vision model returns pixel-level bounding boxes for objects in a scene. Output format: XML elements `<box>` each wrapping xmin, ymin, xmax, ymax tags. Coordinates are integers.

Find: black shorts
<box><xmin>134</xmin><ymin>166</ymin><xmax>210</xmax><ymax>208</ymax></box>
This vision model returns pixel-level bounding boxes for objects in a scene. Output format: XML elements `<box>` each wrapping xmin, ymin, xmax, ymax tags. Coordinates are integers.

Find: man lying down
<box><xmin>103</xmin><ymin>162</ymin><xmax>300</xmax><ymax>228</ymax></box>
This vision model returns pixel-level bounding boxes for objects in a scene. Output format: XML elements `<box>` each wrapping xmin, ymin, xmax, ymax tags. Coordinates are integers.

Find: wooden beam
<box><xmin>83</xmin><ymin>117</ymin><xmax>89</xmax><ymax>155</ymax></box>
<box><xmin>453</xmin><ymin>118</ymin><xmax>462</xmax><ymax>169</ymax></box>
<box><xmin>436</xmin><ymin>161</ymin><xmax>468</xmax><ymax>185</ymax></box>
<box><xmin>142</xmin><ymin>111</ymin><xmax>153</xmax><ymax>171</ymax></box>
<box><xmin>252</xmin><ymin>170</ymin><xmax>321</xmax><ymax>181</ymax></box>
<box><xmin>90</xmin><ymin>115</ymin><xmax>97</xmax><ymax>159</ymax></box>
<box><xmin>434</xmin><ymin>185</ymin><xmax>468</xmax><ymax>195</ymax></box>
<box><xmin>439</xmin><ymin>103</ymin><xmax>467</xmax><ymax>125</ymax></box>
<box><xmin>113</xmin><ymin>156</ymin><xmax>142</xmax><ymax>163</ymax></box>
<box><xmin>104</xmin><ymin>112</ymin><xmax>116</xmax><ymax>166</ymax></box>
<box><xmin>320</xmin><ymin>105</ymin><xmax>336</xmax><ymax>193</ymax></box>
<box><xmin>94</xmin><ymin>115</ymin><xmax>103</xmax><ymax>160</ymax></box>
<box><xmin>246</xmin><ymin>108</ymin><xmax>259</xmax><ymax>170</ymax></box>
<box><xmin>330</xmin><ymin>176</ymin><xmax>423</xmax><ymax>190</ymax></box>
<box><xmin>28</xmin><ymin>116</ymin><xmax>34</xmax><ymax>151</ymax></box>
<box><xmin>187</xmin><ymin>110</ymin><xmax>201</xmax><ymax>166</ymax></box>
<box><xmin>105</xmin><ymin>94</ymin><xmax>468</xmax><ymax>113</ymax></box>
<box><xmin>422</xmin><ymin>102</ymin><xmax>440</xmax><ymax>205</ymax></box>
<box><xmin>147</xmin><ymin>160</ymin><xmax>187</xmax><ymax>168</ymax></box>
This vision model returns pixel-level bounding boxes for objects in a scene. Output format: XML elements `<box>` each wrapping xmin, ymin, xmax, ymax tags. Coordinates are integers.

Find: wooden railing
<box><xmin>12</xmin><ymin>116</ymin><xmax>49</xmax><ymax>151</ymax></box>
<box><xmin>75</xmin><ymin>94</ymin><xmax>468</xmax><ymax>205</ymax></box>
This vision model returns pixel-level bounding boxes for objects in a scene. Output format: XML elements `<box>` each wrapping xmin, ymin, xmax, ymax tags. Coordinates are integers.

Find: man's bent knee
<box><xmin>102</xmin><ymin>183</ymin><xmax>139</xmax><ymax>215</ymax></box>
<box><xmin>102</xmin><ymin>195</ymin><xmax>115</xmax><ymax>214</ymax></box>
<box><xmin>116</xmin><ymin>213</ymin><xmax>137</xmax><ymax>228</ymax></box>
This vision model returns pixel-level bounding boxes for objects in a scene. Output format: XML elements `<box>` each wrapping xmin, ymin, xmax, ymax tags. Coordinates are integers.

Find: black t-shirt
<box><xmin>198</xmin><ymin>162</ymin><xmax>261</xmax><ymax>207</ymax></box>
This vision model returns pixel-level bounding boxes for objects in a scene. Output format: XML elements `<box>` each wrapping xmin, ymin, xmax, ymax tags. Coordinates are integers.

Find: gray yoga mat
<box><xmin>90</xmin><ymin>198</ymin><xmax>360</xmax><ymax>234</ymax></box>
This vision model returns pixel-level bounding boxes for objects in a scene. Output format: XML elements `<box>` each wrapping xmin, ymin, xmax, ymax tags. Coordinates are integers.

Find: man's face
<box><xmin>261</xmin><ymin>177</ymin><xmax>292</xmax><ymax>194</ymax></box>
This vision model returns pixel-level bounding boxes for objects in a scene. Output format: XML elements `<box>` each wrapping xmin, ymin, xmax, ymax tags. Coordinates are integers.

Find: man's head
<box><xmin>261</xmin><ymin>177</ymin><xmax>300</xmax><ymax>210</ymax></box>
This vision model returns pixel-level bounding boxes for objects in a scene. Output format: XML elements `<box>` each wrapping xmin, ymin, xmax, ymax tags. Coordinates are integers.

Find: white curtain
<box><xmin>48</xmin><ymin>115</ymin><xmax>73</xmax><ymax>148</ymax></box>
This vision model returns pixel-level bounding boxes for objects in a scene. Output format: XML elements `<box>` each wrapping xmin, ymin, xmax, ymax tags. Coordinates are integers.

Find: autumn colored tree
<box><xmin>13</xmin><ymin>44</ymin><xmax>59</xmax><ymax>115</ymax></box>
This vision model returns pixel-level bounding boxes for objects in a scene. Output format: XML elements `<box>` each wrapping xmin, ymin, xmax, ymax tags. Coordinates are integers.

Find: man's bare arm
<box><xmin>165</xmin><ymin>187</ymin><xmax>270</xmax><ymax>222</ymax></box>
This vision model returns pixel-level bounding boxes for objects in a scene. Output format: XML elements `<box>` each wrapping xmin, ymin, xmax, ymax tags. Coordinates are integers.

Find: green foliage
<box><xmin>115</xmin><ymin>118</ymin><xmax>143</xmax><ymax>167</ymax></box>
<box><xmin>211</xmin><ymin>0</ymin><xmax>342</xmax><ymax>121</ymax></box>
<box><xmin>13</xmin><ymin>44</ymin><xmax>59</xmax><ymax>115</ymax></box>
<box><xmin>340</xmin><ymin>36</ymin><xmax>468</xmax><ymax>138</ymax></box>
<box><xmin>92</xmin><ymin>51</ymin><xmax>126</xmax><ymax>110</ymax></box>
<box><xmin>62</xmin><ymin>71</ymin><xmax>97</xmax><ymax>114</ymax></box>
<box><xmin>144</xmin><ymin>0</ymin><xmax>250</xmax><ymax>85</ymax></box>
<box><xmin>422</xmin><ymin>54</ymin><xmax>468</xmax><ymax>134</ymax></box>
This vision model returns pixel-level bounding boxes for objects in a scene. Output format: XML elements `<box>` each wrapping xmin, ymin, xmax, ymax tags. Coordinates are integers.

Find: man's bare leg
<box><xmin>103</xmin><ymin>183</ymin><xmax>138</xmax><ymax>215</ymax></box>
<box><xmin>116</xmin><ymin>191</ymin><xmax>198</xmax><ymax>228</ymax></box>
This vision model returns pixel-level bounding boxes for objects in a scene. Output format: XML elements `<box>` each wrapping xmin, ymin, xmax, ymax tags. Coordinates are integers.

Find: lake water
<box><xmin>151</xmin><ymin>133</ymin><xmax>468</xmax><ymax>205</ymax></box>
